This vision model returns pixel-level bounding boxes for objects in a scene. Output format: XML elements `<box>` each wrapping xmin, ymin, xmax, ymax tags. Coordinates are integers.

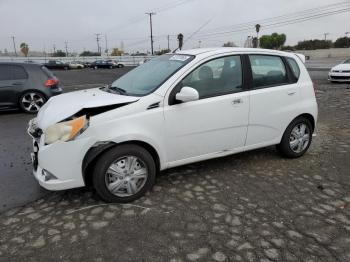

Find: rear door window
<box><xmin>249</xmin><ymin>55</ymin><xmax>289</xmax><ymax>88</ymax></box>
<box><xmin>0</xmin><ymin>65</ymin><xmax>27</xmax><ymax>80</ymax></box>
<box><xmin>0</xmin><ymin>65</ymin><xmax>13</xmax><ymax>80</ymax></box>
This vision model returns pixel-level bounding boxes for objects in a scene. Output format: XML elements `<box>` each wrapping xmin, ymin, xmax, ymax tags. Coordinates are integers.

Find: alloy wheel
<box><xmin>21</xmin><ymin>92</ymin><xmax>45</xmax><ymax>113</ymax></box>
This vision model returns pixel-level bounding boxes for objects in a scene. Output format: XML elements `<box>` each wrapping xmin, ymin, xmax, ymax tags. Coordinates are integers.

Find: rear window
<box><xmin>41</xmin><ymin>66</ymin><xmax>54</xmax><ymax>77</ymax></box>
<box><xmin>286</xmin><ymin>57</ymin><xmax>300</xmax><ymax>80</ymax></box>
<box><xmin>249</xmin><ymin>55</ymin><xmax>288</xmax><ymax>88</ymax></box>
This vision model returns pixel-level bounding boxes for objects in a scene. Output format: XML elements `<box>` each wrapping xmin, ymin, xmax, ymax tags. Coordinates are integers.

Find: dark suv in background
<box><xmin>0</xmin><ymin>62</ymin><xmax>62</xmax><ymax>113</ymax></box>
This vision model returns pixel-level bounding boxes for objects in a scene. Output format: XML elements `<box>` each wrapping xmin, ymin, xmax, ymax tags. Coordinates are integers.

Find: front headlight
<box><xmin>44</xmin><ymin>115</ymin><xmax>88</xmax><ymax>144</ymax></box>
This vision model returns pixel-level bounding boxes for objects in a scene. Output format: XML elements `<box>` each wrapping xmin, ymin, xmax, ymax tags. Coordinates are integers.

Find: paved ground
<box><xmin>0</xmin><ymin>67</ymin><xmax>350</xmax><ymax>262</ymax></box>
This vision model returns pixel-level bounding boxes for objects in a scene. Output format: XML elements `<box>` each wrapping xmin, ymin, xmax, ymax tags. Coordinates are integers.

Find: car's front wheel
<box><xmin>19</xmin><ymin>91</ymin><xmax>47</xmax><ymax>114</ymax></box>
<box><xmin>277</xmin><ymin>117</ymin><xmax>313</xmax><ymax>158</ymax></box>
<box><xmin>92</xmin><ymin>144</ymin><xmax>156</xmax><ymax>203</ymax></box>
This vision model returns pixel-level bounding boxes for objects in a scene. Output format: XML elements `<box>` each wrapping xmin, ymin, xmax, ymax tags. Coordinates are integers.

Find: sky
<box><xmin>0</xmin><ymin>0</ymin><xmax>349</xmax><ymax>54</ymax></box>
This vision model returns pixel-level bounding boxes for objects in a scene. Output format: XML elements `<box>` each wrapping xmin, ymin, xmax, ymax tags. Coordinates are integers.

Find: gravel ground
<box><xmin>0</xmin><ymin>68</ymin><xmax>349</xmax><ymax>262</ymax></box>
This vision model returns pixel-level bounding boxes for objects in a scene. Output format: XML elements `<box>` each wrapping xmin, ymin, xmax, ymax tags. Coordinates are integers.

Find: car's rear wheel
<box><xmin>92</xmin><ymin>144</ymin><xmax>156</xmax><ymax>203</ymax></box>
<box><xmin>117</xmin><ymin>64</ymin><xmax>124</xmax><ymax>68</ymax></box>
<box><xmin>277</xmin><ymin>117</ymin><xmax>313</xmax><ymax>158</ymax></box>
<box><xmin>94</xmin><ymin>66</ymin><xmax>98</xmax><ymax>70</ymax></box>
<box><xmin>19</xmin><ymin>91</ymin><xmax>46</xmax><ymax>114</ymax></box>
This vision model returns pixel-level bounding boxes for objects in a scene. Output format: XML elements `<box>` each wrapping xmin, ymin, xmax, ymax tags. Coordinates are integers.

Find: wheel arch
<box><xmin>296</xmin><ymin>113</ymin><xmax>315</xmax><ymax>132</ymax></box>
<box><xmin>82</xmin><ymin>140</ymin><xmax>161</xmax><ymax>187</ymax></box>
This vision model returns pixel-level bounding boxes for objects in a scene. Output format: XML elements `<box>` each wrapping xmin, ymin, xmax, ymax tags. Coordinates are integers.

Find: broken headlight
<box><xmin>44</xmin><ymin>115</ymin><xmax>89</xmax><ymax>145</ymax></box>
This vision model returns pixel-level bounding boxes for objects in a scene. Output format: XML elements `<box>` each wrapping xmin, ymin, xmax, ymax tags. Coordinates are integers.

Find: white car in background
<box><xmin>69</xmin><ymin>61</ymin><xmax>84</xmax><ymax>69</ymax></box>
<box><xmin>328</xmin><ymin>58</ymin><xmax>350</xmax><ymax>82</ymax></box>
<box><xmin>28</xmin><ymin>48</ymin><xmax>318</xmax><ymax>203</ymax></box>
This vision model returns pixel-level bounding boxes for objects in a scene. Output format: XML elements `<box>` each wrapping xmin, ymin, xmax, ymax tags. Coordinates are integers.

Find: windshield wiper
<box><xmin>106</xmin><ymin>85</ymin><xmax>128</xmax><ymax>95</ymax></box>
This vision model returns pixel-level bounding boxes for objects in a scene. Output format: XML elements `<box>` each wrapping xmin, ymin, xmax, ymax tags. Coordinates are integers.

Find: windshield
<box><xmin>109</xmin><ymin>54</ymin><xmax>194</xmax><ymax>96</ymax></box>
<box><xmin>343</xmin><ymin>59</ymin><xmax>350</xmax><ymax>64</ymax></box>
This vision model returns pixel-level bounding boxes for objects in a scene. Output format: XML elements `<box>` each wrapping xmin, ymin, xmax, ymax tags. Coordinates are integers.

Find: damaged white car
<box><xmin>28</xmin><ymin>48</ymin><xmax>318</xmax><ymax>202</ymax></box>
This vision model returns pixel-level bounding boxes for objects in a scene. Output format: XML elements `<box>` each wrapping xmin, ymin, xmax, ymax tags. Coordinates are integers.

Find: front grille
<box><xmin>330</xmin><ymin>75</ymin><xmax>350</xmax><ymax>80</ymax></box>
<box><xmin>333</xmin><ymin>70</ymin><xmax>350</xmax><ymax>73</ymax></box>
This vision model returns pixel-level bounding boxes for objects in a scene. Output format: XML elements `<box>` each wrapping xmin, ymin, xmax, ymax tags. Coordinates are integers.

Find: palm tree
<box><xmin>20</xmin><ymin>43</ymin><xmax>29</xmax><ymax>57</ymax></box>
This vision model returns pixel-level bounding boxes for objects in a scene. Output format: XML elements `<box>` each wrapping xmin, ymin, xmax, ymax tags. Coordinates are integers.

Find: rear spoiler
<box><xmin>293</xmin><ymin>53</ymin><xmax>306</xmax><ymax>64</ymax></box>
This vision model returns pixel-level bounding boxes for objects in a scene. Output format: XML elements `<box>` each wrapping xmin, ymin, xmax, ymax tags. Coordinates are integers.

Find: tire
<box><xmin>94</xmin><ymin>66</ymin><xmax>98</xmax><ymax>70</ymax></box>
<box><xmin>109</xmin><ymin>65</ymin><xmax>113</xmax><ymax>69</ymax></box>
<box><xmin>64</xmin><ymin>66</ymin><xmax>68</xmax><ymax>70</ymax></box>
<box><xmin>19</xmin><ymin>91</ymin><xmax>47</xmax><ymax>114</ymax></box>
<box><xmin>117</xmin><ymin>64</ymin><xmax>124</xmax><ymax>68</ymax></box>
<box><xmin>92</xmin><ymin>144</ymin><xmax>156</xmax><ymax>203</ymax></box>
<box><xmin>277</xmin><ymin>117</ymin><xmax>313</xmax><ymax>158</ymax></box>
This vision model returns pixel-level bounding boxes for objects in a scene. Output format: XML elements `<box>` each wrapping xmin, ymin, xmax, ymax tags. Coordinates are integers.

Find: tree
<box><xmin>20</xmin><ymin>43</ymin><xmax>29</xmax><ymax>57</ymax></box>
<box><xmin>222</xmin><ymin>41</ymin><xmax>237</xmax><ymax>47</ymax></box>
<box><xmin>295</xmin><ymin>39</ymin><xmax>332</xmax><ymax>50</ymax></box>
<box><xmin>259</xmin><ymin>33</ymin><xmax>286</xmax><ymax>50</ymax></box>
<box><xmin>52</xmin><ymin>50</ymin><xmax>66</xmax><ymax>57</ymax></box>
<box><xmin>79</xmin><ymin>51</ymin><xmax>101</xmax><ymax>56</ymax></box>
<box><xmin>111</xmin><ymin>48</ymin><xmax>124</xmax><ymax>56</ymax></box>
<box><xmin>334</xmin><ymin>37</ymin><xmax>350</xmax><ymax>48</ymax></box>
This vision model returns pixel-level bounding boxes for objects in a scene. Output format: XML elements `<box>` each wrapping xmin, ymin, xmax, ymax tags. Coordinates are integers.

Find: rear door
<box><xmin>0</xmin><ymin>65</ymin><xmax>28</xmax><ymax>107</ymax></box>
<box><xmin>246</xmin><ymin>54</ymin><xmax>300</xmax><ymax>147</ymax></box>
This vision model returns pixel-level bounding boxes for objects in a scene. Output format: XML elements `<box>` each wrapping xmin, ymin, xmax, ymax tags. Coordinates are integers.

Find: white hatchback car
<box><xmin>28</xmin><ymin>48</ymin><xmax>318</xmax><ymax>202</ymax></box>
<box><xmin>328</xmin><ymin>58</ymin><xmax>350</xmax><ymax>82</ymax></box>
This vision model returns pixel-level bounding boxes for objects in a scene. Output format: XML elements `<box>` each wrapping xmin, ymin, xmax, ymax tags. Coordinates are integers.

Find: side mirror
<box><xmin>175</xmin><ymin>86</ymin><xmax>199</xmax><ymax>103</ymax></box>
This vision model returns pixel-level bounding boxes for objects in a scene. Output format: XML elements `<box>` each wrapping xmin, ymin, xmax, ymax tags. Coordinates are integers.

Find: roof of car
<box><xmin>175</xmin><ymin>47</ymin><xmax>290</xmax><ymax>56</ymax></box>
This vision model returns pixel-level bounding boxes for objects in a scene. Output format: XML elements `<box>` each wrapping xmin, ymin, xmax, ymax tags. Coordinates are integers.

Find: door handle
<box><xmin>287</xmin><ymin>91</ymin><xmax>296</xmax><ymax>96</ymax></box>
<box><xmin>12</xmin><ymin>82</ymin><xmax>22</xmax><ymax>86</ymax></box>
<box><xmin>232</xmin><ymin>98</ymin><xmax>243</xmax><ymax>105</ymax></box>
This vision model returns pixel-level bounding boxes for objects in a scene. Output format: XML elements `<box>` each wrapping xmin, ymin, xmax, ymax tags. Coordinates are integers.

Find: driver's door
<box><xmin>163</xmin><ymin>55</ymin><xmax>250</xmax><ymax>166</ymax></box>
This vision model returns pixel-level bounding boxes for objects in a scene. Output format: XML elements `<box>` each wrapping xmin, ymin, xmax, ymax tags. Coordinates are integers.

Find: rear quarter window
<box><xmin>12</xmin><ymin>65</ymin><xmax>28</xmax><ymax>80</ymax></box>
<box><xmin>286</xmin><ymin>57</ymin><xmax>301</xmax><ymax>80</ymax></box>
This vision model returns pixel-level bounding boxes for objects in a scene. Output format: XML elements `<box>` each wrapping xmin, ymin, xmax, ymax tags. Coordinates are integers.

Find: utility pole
<box><xmin>145</xmin><ymin>12</ymin><xmax>156</xmax><ymax>55</ymax></box>
<box><xmin>167</xmin><ymin>35</ymin><xmax>170</xmax><ymax>50</ymax></box>
<box><xmin>105</xmin><ymin>34</ymin><xmax>108</xmax><ymax>55</ymax></box>
<box><xmin>53</xmin><ymin>44</ymin><xmax>56</xmax><ymax>54</ymax></box>
<box><xmin>198</xmin><ymin>40</ymin><xmax>202</xmax><ymax>48</ymax></box>
<box><xmin>64</xmin><ymin>41</ymin><xmax>68</xmax><ymax>57</ymax></box>
<box><xmin>95</xmin><ymin>33</ymin><xmax>101</xmax><ymax>55</ymax></box>
<box><xmin>324</xmin><ymin>33</ymin><xmax>330</xmax><ymax>41</ymax></box>
<box><xmin>11</xmin><ymin>36</ymin><xmax>17</xmax><ymax>57</ymax></box>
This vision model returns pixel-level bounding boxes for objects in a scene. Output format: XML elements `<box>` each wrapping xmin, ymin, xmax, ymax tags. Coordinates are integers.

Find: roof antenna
<box><xmin>172</xmin><ymin>19</ymin><xmax>212</xmax><ymax>53</ymax></box>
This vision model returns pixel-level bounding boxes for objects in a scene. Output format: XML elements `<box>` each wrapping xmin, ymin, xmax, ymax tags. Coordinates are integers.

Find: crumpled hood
<box><xmin>37</xmin><ymin>88</ymin><xmax>139</xmax><ymax>129</ymax></box>
<box><xmin>332</xmin><ymin>63</ymin><xmax>350</xmax><ymax>71</ymax></box>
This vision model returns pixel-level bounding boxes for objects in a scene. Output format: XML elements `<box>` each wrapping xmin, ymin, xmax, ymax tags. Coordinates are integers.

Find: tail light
<box><xmin>45</xmin><ymin>77</ymin><xmax>59</xmax><ymax>88</ymax></box>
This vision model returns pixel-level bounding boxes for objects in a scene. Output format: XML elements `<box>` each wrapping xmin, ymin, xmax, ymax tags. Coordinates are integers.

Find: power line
<box><xmin>192</xmin><ymin>5</ymin><xmax>350</xmax><ymax>41</ymax></box>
